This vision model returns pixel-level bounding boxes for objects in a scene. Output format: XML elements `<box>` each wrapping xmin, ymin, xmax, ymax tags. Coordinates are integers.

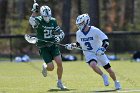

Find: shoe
<box><xmin>102</xmin><ymin>74</ymin><xmax>109</xmax><ymax>86</ymax></box>
<box><xmin>57</xmin><ymin>81</ymin><xmax>67</xmax><ymax>89</ymax></box>
<box><xmin>115</xmin><ymin>81</ymin><xmax>121</xmax><ymax>90</ymax></box>
<box><xmin>42</xmin><ymin>63</ymin><xmax>47</xmax><ymax>77</ymax></box>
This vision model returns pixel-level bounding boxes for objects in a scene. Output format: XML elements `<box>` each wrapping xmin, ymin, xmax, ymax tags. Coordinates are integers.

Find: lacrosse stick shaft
<box><xmin>25</xmin><ymin>34</ymin><xmax>95</xmax><ymax>53</ymax></box>
<box><xmin>37</xmin><ymin>38</ymin><xmax>95</xmax><ymax>53</ymax></box>
<box><xmin>37</xmin><ymin>38</ymin><xmax>66</xmax><ymax>47</ymax></box>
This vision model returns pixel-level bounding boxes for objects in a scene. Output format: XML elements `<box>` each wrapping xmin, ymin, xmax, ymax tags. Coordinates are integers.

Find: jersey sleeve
<box><xmin>94</xmin><ymin>27</ymin><xmax>109</xmax><ymax>49</ymax></box>
<box><xmin>95</xmin><ymin>28</ymin><xmax>108</xmax><ymax>41</ymax></box>
<box><xmin>29</xmin><ymin>16</ymin><xmax>40</xmax><ymax>28</ymax></box>
<box><xmin>51</xmin><ymin>18</ymin><xmax>61</xmax><ymax>35</ymax></box>
<box><xmin>52</xmin><ymin>18</ymin><xmax>65</xmax><ymax>41</ymax></box>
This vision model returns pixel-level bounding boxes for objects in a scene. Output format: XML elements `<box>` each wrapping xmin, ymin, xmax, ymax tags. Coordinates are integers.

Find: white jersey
<box><xmin>76</xmin><ymin>26</ymin><xmax>109</xmax><ymax>66</ymax></box>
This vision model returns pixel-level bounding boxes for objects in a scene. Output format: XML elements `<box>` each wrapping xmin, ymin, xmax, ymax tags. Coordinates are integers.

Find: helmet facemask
<box><xmin>76</xmin><ymin>21</ymin><xmax>86</xmax><ymax>31</ymax></box>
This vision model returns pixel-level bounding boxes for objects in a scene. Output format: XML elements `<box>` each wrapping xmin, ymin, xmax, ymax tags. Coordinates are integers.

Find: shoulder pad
<box><xmin>50</xmin><ymin>17</ymin><xmax>56</xmax><ymax>20</ymax></box>
<box><xmin>35</xmin><ymin>16</ymin><xmax>43</xmax><ymax>21</ymax></box>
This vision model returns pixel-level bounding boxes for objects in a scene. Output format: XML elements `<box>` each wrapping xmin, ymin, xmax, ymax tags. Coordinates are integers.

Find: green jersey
<box><xmin>34</xmin><ymin>16</ymin><xmax>61</xmax><ymax>47</ymax></box>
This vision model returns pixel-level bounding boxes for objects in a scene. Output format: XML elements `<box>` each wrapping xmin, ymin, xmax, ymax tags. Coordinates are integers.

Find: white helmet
<box><xmin>40</xmin><ymin>6</ymin><xmax>51</xmax><ymax>22</ymax></box>
<box><xmin>76</xmin><ymin>13</ymin><xmax>90</xmax><ymax>31</ymax></box>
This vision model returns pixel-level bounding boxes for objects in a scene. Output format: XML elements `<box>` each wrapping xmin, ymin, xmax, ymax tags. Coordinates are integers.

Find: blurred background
<box><xmin>0</xmin><ymin>0</ymin><xmax>140</xmax><ymax>61</ymax></box>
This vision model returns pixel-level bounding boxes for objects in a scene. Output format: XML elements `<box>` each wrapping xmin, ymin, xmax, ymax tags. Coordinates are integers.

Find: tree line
<box><xmin>0</xmin><ymin>0</ymin><xmax>140</xmax><ymax>57</ymax></box>
<box><xmin>0</xmin><ymin>0</ymin><xmax>139</xmax><ymax>34</ymax></box>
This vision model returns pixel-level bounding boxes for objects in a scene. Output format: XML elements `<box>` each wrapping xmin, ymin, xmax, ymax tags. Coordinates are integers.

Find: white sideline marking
<box><xmin>118</xmin><ymin>89</ymin><xmax>140</xmax><ymax>92</ymax></box>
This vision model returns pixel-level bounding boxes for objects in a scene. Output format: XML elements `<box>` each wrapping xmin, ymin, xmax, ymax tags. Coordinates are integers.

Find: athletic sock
<box><xmin>58</xmin><ymin>79</ymin><xmax>62</xmax><ymax>83</ymax></box>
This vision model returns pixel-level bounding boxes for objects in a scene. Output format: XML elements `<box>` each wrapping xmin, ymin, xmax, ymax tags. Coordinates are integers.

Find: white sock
<box><xmin>43</xmin><ymin>63</ymin><xmax>47</xmax><ymax>68</ymax></box>
<box><xmin>101</xmin><ymin>74</ymin><xmax>105</xmax><ymax>77</ymax></box>
<box><xmin>58</xmin><ymin>80</ymin><xmax>62</xmax><ymax>83</ymax></box>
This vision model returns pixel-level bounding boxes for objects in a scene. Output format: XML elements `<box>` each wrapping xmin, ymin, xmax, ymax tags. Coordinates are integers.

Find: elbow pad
<box><xmin>29</xmin><ymin>17</ymin><xmax>38</xmax><ymax>28</ymax></box>
<box><xmin>76</xmin><ymin>42</ymin><xmax>80</xmax><ymax>47</ymax></box>
<box><xmin>59</xmin><ymin>31</ymin><xmax>65</xmax><ymax>40</ymax></box>
<box><xmin>102</xmin><ymin>39</ymin><xmax>109</xmax><ymax>49</ymax></box>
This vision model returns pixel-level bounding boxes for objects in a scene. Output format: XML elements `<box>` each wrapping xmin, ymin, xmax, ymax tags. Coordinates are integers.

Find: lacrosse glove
<box><xmin>54</xmin><ymin>35</ymin><xmax>61</xmax><ymax>43</ymax></box>
<box><xmin>96</xmin><ymin>47</ymin><xmax>106</xmax><ymax>56</ymax></box>
<box><xmin>31</xmin><ymin>3</ymin><xmax>39</xmax><ymax>12</ymax></box>
<box><xmin>65</xmin><ymin>44</ymin><xmax>74</xmax><ymax>50</ymax></box>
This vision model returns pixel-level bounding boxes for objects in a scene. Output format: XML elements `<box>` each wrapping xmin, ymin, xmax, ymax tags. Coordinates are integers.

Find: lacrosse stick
<box><xmin>24</xmin><ymin>34</ymin><xmax>96</xmax><ymax>53</ymax></box>
<box><xmin>24</xmin><ymin>34</ymin><xmax>66</xmax><ymax>47</ymax></box>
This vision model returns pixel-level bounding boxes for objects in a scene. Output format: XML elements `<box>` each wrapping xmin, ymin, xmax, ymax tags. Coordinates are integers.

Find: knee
<box><xmin>90</xmin><ymin>62</ymin><xmax>97</xmax><ymax>68</ymax></box>
<box><xmin>47</xmin><ymin>66</ymin><xmax>54</xmax><ymax>71</ymax></box>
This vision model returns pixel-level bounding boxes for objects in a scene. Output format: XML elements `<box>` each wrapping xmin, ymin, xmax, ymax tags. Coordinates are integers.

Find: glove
<box><xmin>96</xmin><ymin>47</ymin><xmax>106</xmax><ymax>56</ymax></box>
<box><xmin>65</xmin><ymin>44</ymin><xmax>74</xmax><ymax>50</ymax></box>
<box><xmin>31</xmin><ymin>3</ymin><xmax>39</xmax><ymax>12</ymax></box>
<box><xmin>54</xmin><ymin>36</ymin><xmax>61</xmax><ymax>42</ymax></box>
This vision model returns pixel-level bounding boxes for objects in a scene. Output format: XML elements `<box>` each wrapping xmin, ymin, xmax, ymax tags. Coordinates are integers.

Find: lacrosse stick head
<box><xmin>24</xmin><ymin>34</ymin><xmax>37</xmax><ymax>44</ymax></box>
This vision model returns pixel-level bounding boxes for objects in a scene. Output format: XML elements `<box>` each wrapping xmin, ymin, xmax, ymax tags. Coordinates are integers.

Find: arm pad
<box><xmin>76</xmin><ymin>42</ymin><xmax>80</xmax><ymax>47</ymax></box>
<box><xmin>102</xmin><ymin>39</ymin><xmax>109</xmax><ymax>49</ymax></box>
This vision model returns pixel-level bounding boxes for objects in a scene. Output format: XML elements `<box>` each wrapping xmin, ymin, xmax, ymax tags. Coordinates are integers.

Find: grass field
<box><xmin>0</xmin><ymin>60</ymin><xmax>140</xmax><ymax>93</ymax></box>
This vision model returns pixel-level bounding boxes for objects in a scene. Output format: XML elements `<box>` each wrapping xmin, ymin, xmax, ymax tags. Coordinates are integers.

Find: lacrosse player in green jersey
<box><xmin>29</xmin><ymin>3</ymin><xmax>66</xmax><ymax>89</ymax></box>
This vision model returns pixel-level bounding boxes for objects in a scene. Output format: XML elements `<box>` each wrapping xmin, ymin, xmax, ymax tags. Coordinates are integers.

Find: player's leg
<box><xmin>52</xmin><ymin>45</ymin><xmax>67</xmax><ymax>89</ymax></box>
<box><xmin>104</xmin><ymin>64</ymin><xmax>116</xmax><ymax>81</ymax></box>
<box><xmin>39</xmin><ymin>47</ymin><xmax>54</xmax><ymax>77</ymax></box>
<box><xmin>54</xmin><ymin>55</ymin><xmax>63</xmax><ymax>80</ymax></box>
<box><xmin>54</xmin><ymin>55</ymin><xmax>67</xmax><ymax>89</ymax></box>
<box><xmin>98</xmin><ymin>55</ymin><xmax>121</xmax><ymax>90</ymax></box>
<box><xmin>42</xmin><ymin>62</ymin><xmax>54</xmax><ymax>77</ymax></box>
<box><xmin>88</xmin><ymin>59</ymin><xmax>109</xmax><ymax>86</ymax></box>
<box><xmin>104</xmin><ymin>64</ymin><xmax>121</xmax><ymax>90</ymax></box>
<box><xmin>88</xmin><ymin>60</ymin><xmax>103</xmax><ymax>75</ymax></box>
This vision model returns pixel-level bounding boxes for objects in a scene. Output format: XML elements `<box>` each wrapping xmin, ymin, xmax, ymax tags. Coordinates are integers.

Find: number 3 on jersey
<box><xmin>85</xmin><ymin>42</ymin><xmax>93</xmax><ymax>50</ymax></box>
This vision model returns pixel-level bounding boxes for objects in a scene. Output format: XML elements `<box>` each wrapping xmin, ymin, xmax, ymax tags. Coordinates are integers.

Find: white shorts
<box><xmin>84</xmin><ymin>53</ymin><xmax>110</xmax><ymax>66</ymax></box>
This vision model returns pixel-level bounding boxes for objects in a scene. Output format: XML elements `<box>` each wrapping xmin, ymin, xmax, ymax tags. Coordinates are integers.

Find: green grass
<box><xmin>0</xmin><ymin>60</ymin><xmax>140</xmax><ymax>93</ymax></box>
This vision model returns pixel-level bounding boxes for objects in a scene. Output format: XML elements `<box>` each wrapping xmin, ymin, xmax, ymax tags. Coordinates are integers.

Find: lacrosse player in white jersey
<box><xmin>65</xmin><ymin>13</ymin><xmax>121</xmax><ymax>90</ymax></box>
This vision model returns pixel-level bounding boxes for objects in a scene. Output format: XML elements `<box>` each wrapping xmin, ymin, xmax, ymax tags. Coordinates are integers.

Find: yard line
<box><xmin>118</xmin><ymin>89</ymin><xmax>140</xmax><ymax>92</ymax></box>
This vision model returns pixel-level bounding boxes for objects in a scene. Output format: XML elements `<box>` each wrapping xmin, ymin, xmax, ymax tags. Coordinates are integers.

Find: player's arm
<box><xmin>52</xmin><ymin>20</ymin><xmax>65</xmax><ymax>42</ymax></box>
<box><xmin>102</xmin><ymin>39</ymin><xmax>109</xmax><ymax>49</ymax></box>
<box><xmin>65</xmin><ymin>32</ymin><xmax>81</xmax><ymax>50</ymax></box>
<box><xmin>54</xmin><ymin>26</ymin><xmax>65</xmax><ymax>40</ymax></box>
<box><xmin>95</xmin><ymin>29</ymin><xmax>109</xmax><ymax>56</ymax></box>
<box><xmin>53</xmin><ymin>26</ymin><xmax>65</xmax><ymax>43</ymax></box>
<box><xmin>29</xmin><ymin>3</ymin><xmax>39</xmax><ymax>28</ymax></box>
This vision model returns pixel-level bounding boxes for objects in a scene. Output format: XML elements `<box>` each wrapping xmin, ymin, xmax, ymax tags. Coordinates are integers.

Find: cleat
<box><xmin>115</xmin><ymin>81</ymin><xmax>121</xmax><ymax>90</ymax></box>
<box><xmin>102</xmin><ymin>74</ymin><xmax>109</xmax><ymax>86</ymax></box>
<box><xmin>57</xmin><ymin>81</ymin><xmax>67</xmax><ymax>89</ymax></box>
<box><xmin>42</xmin><ymin>63</ymin><xmax>47</xmax><ymax>77</ymax></box>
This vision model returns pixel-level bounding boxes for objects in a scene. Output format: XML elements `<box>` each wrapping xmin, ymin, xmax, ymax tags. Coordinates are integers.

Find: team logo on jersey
<box><xmin>42</xmin><ymin>25</ymin><xmax>54</xmax><ymax>29</ymax></box>
<box><xmin>81</xmin><ymin>37</ymin><xmax>93</xmax><ymax>42</ymax></box>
